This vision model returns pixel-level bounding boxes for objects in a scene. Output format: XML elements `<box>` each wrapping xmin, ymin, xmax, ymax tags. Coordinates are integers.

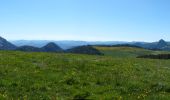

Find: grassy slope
<box><xmin>0</xmin><ymin>49</ymin><xmax>170</xmax><ymax>99</ymax></box>
<box><xmin>94</xmin><ymin>46</ymin><xmax>170</xmax><ymax>58</ymax></box>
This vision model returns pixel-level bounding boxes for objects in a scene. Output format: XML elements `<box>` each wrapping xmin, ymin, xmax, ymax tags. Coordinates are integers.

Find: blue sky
<box><xmin>0</xmin><ymin>0</ymin><xmax>170</xmax><ymax>41</ymax></box>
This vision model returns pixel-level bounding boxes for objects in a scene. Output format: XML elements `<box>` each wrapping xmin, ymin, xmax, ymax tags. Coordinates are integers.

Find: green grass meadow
<box><xmin>0</xmin><ymin>47</ymin><xmax>170</xmax><ymax>99</ymax></box>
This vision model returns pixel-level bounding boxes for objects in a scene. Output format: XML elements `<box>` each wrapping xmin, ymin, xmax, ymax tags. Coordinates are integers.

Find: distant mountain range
<box><xmin>10</xmin><ymin>40</ymin><xmax>127</xmax><ymax>49</ymax></box>
<box><xmin>1</xmin><ymin>36</ymin><xmax>170</xmax><ymax>55</ymax></box>
<box><xmin>10</xmin><ymin>39</ymin><xmax>170</xmax><ymax>51</ymax></box>
<box><xmin>10</xmin><ymin>40</ymin><xmax>88</xmax><ymax>49</ymax></box>
<box><xmin>0</xmin><ymin>36</ymin><xmax>103</xmax><ymax>55</ymax></box>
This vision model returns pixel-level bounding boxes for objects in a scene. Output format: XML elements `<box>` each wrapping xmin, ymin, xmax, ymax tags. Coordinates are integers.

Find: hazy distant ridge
<box><xmin>10</xmin><ymin>39</ymin><xmax>170</xmax><ymax>51</ymax></box>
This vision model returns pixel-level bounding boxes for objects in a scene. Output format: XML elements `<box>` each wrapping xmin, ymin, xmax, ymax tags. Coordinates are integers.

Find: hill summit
<box><xmin>41</xmin><ymin>42</ymin><xmax>63</xmax><ymax>52</ymax></box>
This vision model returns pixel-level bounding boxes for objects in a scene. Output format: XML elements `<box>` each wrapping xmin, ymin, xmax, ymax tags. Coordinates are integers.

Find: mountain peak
<box><xmin>0</xmin><ymin>36</ymin><xmax>16</xmax><ymax>50</ymax></box>
<box><xmin>158</xmin><ymin>39</ymin><xmax>166</xmax><ymax>43</ymax></box>
<box><xmin>158</xmin><ymin>39</ymin><xmax>167</xmax><ymax>45</ymax></box>
<box><xmin>156</xmin><ymin>39</ymin><xmax>167</xmax><ymax>48</ymax></box>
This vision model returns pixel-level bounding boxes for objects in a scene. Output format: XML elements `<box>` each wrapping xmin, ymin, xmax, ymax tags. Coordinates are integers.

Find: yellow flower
<box><xmin>137</xmin><ymin>96</ymin><xmax>140</xmax><ymax>99</ymax></box>
<box><xmin>118</xmin><ymin>96</ymin><xmax>122</xmax><ymax>100</ymax></box>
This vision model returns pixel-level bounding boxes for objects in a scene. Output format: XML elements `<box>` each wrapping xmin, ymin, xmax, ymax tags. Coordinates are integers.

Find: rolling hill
<box><xmin>66</xmin><ymin>45</ymin><xmax>103</xmax><ymax>55</ymax></box>
<box><xmin>41</xmin><ymin>42</ymin><xmax>63</xmax><ymax>52</ymax></box>
<box><xmin>94</xmin><ymin>46</ymin><xmax>170</xmax><ymax>58</ymax></box>
<box><xmin>16</xmin><ymin>46</ymin><xmax>42</xmax><ymax>52</ymax></box>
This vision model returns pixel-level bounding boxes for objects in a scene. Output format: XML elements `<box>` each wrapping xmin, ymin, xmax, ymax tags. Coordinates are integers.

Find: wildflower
<box><xmin>118</xmin><ymin>96</ymin><xmax>122</xmax><ymax>100</ymax></box>
<box><xmin>137</xmin><ymin>96</ymin><xmax>140</xmax><ymax>99</ymax></box>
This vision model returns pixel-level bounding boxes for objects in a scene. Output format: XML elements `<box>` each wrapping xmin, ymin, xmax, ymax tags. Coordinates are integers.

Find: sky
<box><xmin>0</xmin><ymin>0</ymin><xmax>170</xmax><ymax>42</ymax></box>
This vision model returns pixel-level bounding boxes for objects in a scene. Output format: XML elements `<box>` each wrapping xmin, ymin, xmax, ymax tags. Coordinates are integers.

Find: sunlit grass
<box><xmin>0</xmin><ymin>50</ymin><xmax>170</xmax><ymax>99</ymax></box>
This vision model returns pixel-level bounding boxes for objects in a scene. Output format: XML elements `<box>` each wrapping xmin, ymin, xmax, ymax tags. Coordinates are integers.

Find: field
<box><xmin>0</xmin><ymin>47</ymin><xmax>170</xmax><ymax>100</ymax></box>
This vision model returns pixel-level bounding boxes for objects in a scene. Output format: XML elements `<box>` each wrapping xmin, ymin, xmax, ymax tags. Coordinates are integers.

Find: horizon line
<box><xmin>8</xmin><ymin>39</ymin><xmax>166</xmax><ymax>43</ymax></box>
